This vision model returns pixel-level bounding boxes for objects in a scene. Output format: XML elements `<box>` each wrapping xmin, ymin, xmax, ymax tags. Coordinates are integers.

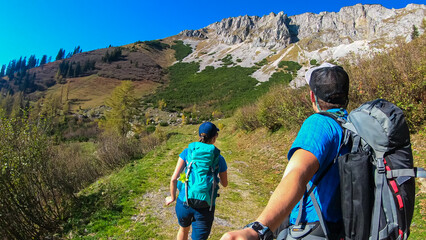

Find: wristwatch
<box><xmin>244</xmin><ymin>221</ymin><xmax>273</xmax><ymax>240</ymax></box>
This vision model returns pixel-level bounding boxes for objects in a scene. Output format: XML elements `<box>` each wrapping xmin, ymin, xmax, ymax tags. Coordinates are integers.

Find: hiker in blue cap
<box><xmin>166</xmin><ymin>122</ymin><xmax>228</xmax><ymax>240</ymax></box>
<box><xmin>221</xmin><ymin>63</ymin><xmax>350</xmax><ymax>240</ymax></box>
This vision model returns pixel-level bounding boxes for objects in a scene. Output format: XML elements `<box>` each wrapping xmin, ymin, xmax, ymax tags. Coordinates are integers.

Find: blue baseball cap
<box><xmin>198</xmin><ymin>122</ymin><xmax>219</xmax><ymax>139</ymax></box>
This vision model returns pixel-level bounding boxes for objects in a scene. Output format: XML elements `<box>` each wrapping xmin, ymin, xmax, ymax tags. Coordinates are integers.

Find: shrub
<box><xmin>96</xmin><ymin>132</ymin><xmax>143</xmax><ymax>170</ymax></box>
<box><xmin>0</xmin><ymin>116</ymin><xmax>71</xmax><ymax>238</ymax></box>
<box><xmin>255</xmin><ymin>58</ymin><xmax>268</xmax><ymax>67</ymax></box>
<box><xmin>257</xmin><ymin>85</ymin><xmax>311</xmax><ymax>131</ymax></box>
<box><xmin>278</xmin><ymin>60</ymin><xmax>302</xmax><ymax>75</ymax></box>
<box><xmin>159</xmin><ymin>121</ymin><xmax>169</xmax><ymax>126</ymax></box>
<box><xmin>235</xmin><ymin>104</ymin><xmax>261</xmax><ymax>131</ymax></box>
<box><xmin>221</xmin><ymin>54</ymin><xmax>234</xmax><ymax>66</ymax></box>
<box><xmin>144</xmin><ymin>40</ymin><xmax>170</xmax><ymax>51</ymax></box>
<box><xmin>172</xmin><ymin>40</ymin><xmax>193</xmax><ymax>61</ymax></box>
<box><xmin>344</xmin><ymin>34</ymin><xmax>425</xmax><ymax>132</ymax></box>
<box><xmin>140</xmin><ymin>134</ymin><xmax>161</xmax><ymax>153</ymax></box>
<box><xmin>49</xmin><ymin>142</ymin><xmax>101</xmax><ymax>194</ymax></box>
<box><xmin>235</xmin><ymin>85</ymin><xmax>312</xmax><ymax>132</ymax></box>
<box><xmin>310</xmin><ymin>59</ymin><xmax>318</xmax><ymax>66</ymax></box>
<box><xmin>269</xmin><ymin>71</ymin><xmax>293</xmax><ymax>85</ymax></box>
<box><xmin>146</xmin><ymin>125</ymin><xmax>156</xmax><ymax>133</ymax></box>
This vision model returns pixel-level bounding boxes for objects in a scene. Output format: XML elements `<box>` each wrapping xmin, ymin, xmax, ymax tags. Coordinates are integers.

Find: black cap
<box><xmin>305</xmin><ymin>63</ymin><xmax>349</xmax><ymax>105</ymax></box>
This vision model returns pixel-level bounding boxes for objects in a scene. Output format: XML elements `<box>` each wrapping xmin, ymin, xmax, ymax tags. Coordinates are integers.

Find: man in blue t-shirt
<box><xmin>221</xmin><ymin>63</ymin><xmax>350</xmax><ymax>240</ymax></box>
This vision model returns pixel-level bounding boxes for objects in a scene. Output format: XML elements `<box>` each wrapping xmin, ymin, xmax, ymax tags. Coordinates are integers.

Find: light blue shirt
<box><xmin>288</xmin><ymin>109</ymin><xmax>348</xmax><ymax>224</ymax></box>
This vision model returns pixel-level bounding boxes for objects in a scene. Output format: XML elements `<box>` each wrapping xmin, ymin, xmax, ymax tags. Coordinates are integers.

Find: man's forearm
<box><xmin>256</xmin><ymin>169</ymin><xmax>308</xmax><ymax>231</ymax></box>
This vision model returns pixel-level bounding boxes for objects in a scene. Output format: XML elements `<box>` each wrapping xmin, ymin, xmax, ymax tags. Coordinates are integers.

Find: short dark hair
<box><xmin>309</xmin><ymin>65</ymin><xmax>349</xmax><ymax>107</ymax></box>
<box><xmin>317</xmin><ymin>97</ymin><xmax>347</xmax><ymax>110</ymax></box>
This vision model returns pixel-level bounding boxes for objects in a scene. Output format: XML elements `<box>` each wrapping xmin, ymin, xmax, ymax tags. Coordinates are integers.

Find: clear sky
<box><xmin>0</xmin><ymin>0</ymin><xmax>423</xmax><ymax>67</ymax></box>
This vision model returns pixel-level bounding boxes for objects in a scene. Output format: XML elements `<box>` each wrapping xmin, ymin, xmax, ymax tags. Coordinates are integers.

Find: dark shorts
<box><xmin>175</xmin><ymin>198</ymin><xmax>215</xmax><ymax>240</ymax></box>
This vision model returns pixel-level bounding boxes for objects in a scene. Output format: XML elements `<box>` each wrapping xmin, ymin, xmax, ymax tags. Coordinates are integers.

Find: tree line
<box><xmin>0</xmin><ymin>46</ymin><xmax>83</xmax><ymax>80</ymax></box>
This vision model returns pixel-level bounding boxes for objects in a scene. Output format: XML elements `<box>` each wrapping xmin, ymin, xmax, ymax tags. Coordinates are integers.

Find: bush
<box><xmin>0</xmin><ymin>116</ymin><xmax>69</xmax><ymax>238</ymax></box>
<box><xmin>96</xmin><ymin>132</ymin><xmax>143</xmax><ymax>170</ymax></box>
<box><xmin>268</xmin><ymin>71</ymin><xmax>293</xmax><ymax>85</ymax></box>
<box><xmin>49</xmin><ymin>142</ymin><xmax>101</xmax><ymax>194</ymax></box>
<box><xmin>257</xmin><ymin>85</ymin><xmax>311</xmax><ymax>131</ymax></box>
<box><xmin>172</xmin><ymin>40</ymin><xmax>193</xmax><ymax>61</ymax></box>
<box><xmin>278</xmin><ymin>60</ymin><xmax>302</xmax><ymax>75</ymax></box>
<box><xmin>235</xmin><ymin>85</ymin><xmax>312</xmax><ymax>131</ymax></box>
<box><xmin>140</xmin><ymin>133</ymin><xmax>161</xmax><ymax>153</ymax></box>
<box><xmin>344</xmin><ymin>34</ymin><xmax>425</xmax><ymax>132</ymax></box>
<box><xmin>221</xmin><ymin>54</ymin><xmax>234</xmax><ymax>66</ymax></box>
<box><xmin>235</xmin><ymin>104</ymin><xmax>261</xmax><ymax>131</ymax></box>
<box><xmin>255</xmin><ymin>58</ymin><xmax>268</xmax><ymax>67</ymax></box>
<box><xmin>144</xmin><ymin>40</ymin><xmax>170</xmax><ymax>51</ymax></box>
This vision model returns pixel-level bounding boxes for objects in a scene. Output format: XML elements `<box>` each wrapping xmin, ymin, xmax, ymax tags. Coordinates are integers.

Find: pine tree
<box><xmin>0</xmin><ymin>64</ymin><xmax>5</xmax><ymax>77</ymax></box>
<box><xmin>72</xmin><ymin>46</ymin><xmax>82</xmax><ymax>55</ymax></box>
<box><xmin>40</xmin><ymin>55</ymin><xmax>47</xmax><ymax>66</ymax></box>
<box><xmin>27</xmin><ymin>55</ymin><xmax>37</xmax><ymax>69</ymax></box>
<box><xmin>55</xmin><ymin>48</ymin><xmax>66</xmax><ymax>61</ymax></box>
<box><xmin>411</xmin><ymin>25</ymin><xmax>419</xmax><ymax>40</ymax></box>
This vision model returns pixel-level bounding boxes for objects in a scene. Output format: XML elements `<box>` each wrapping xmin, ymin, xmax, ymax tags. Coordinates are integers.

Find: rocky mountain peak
<box><xmin>177</xmin><ymin>4</ymin><xmax>425</xmax><ymax>82</ymax></box>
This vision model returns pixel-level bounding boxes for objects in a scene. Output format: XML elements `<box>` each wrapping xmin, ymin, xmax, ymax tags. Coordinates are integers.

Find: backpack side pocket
<box><xmin>339</xmin><ymin>152</ymin><xmax>374</xmax><ymax>240</ymax></box>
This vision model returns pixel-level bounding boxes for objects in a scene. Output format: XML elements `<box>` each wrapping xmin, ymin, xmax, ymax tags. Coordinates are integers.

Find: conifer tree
<box><xmin>56</xmin><ymin>48</ymin><xmax>66</xmax><ymax>61</ymax></box>
<box><xmin>40</xmin><ymin>55</ymin><xmax>47</xmax><ymax>66</ymax></box>
<box><xmin>411</xmin><ymin>25</ymin><xmax>419</xmax><ymax>39</ymax></box>
<box><xmin>0</xmin><ymin>64</ymin><xmax>5</xmax><ymax>77</ymax></box>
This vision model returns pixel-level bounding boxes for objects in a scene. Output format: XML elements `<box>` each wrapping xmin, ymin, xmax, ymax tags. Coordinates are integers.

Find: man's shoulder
<box><xmin>304</xmin><ymin>113</ymin><xmax>338</xmax><ymax>128</ymax></box>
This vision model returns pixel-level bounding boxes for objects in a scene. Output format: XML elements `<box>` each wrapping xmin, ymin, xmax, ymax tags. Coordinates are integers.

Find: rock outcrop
<box><xmin>177</xmin><ymin>4</ymin><xmax>425</xmax><ymax>82</ymax></box>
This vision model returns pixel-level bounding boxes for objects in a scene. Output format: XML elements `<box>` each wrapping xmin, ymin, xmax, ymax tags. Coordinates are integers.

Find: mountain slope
<box><xmin>178</xmin><ymin>4</ymin><xmax>425</xmax><ymax>83</ymax></box>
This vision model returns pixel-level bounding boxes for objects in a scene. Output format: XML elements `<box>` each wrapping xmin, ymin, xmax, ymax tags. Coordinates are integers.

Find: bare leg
<box><xmin>177</xmin><ymin>225</ymin><xmax>190</xmax><ymax>240</ymax></box>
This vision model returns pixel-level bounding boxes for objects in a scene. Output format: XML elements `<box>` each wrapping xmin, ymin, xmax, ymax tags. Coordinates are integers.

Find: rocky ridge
<box><xmin>178</xmin><ymin>4</ymin><xmax>425</xmax><ymax>83</ymax></box>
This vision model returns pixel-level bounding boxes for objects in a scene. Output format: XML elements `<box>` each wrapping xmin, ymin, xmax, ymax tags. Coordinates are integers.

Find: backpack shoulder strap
<box><xmin>296</xmin><ymin>112</ymin><xmax>347</xmax><ymax>231</ymax></box>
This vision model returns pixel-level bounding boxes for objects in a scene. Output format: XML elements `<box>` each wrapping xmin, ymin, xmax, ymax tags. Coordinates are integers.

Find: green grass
<box><xmin>60</xmin><ymin>118</ymin><xmax>426</xmax><ymax>239</ymax></box>
<box><xmin>410</xmin><ymin>184</ymin><xmax>426</xmax><ymax>239</ymax></box>
<box><xmin>62</xmin><ymin>130</ymin><xmax>194</xmax><ymax>239</ymax></box>
<box><xmin>148</xmin><ymin>62</ymin><xmax>292</xmax><ymax>117</ymax></box>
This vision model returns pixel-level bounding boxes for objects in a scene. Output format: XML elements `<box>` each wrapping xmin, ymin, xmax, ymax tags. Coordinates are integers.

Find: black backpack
<box><xmin>293</xmin><ymin>99</ymin><xmax>425</xmax><ymax>240</ymax></box>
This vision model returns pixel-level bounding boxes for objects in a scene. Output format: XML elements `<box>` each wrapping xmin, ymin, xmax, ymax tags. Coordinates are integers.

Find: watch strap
<box><xmin>244</xmin><ymin>221</ymin><xmax>273</xmax><ymax>240</ymax></box>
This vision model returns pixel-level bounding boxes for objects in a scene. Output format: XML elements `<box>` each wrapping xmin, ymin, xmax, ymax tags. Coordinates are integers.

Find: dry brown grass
<box><xmin>46</xmin><ymin>75</ymin><xmax>160</xmax><ymax>111</ymax></box>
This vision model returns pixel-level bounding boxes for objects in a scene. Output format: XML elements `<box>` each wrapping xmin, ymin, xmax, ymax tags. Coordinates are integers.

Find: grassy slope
<box><xmin>45</xmin><ymin>75</ymin><xmax>160</xmax><ymax>111</ymax></box>
<box><xmin>63</xmin><ymin>118</ymin><xmax>426</xmax><ymax>239</ymax></box>
<box><xmin>148</xmin><ymin>62</ymin><xmax>286</xmax><ymax>116</ymax></box>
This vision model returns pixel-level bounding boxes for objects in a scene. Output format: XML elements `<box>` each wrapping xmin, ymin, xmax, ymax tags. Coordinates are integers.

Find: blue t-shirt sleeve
<box><xmin>179</xmin><ymin>148</ymin><xmax>188</xmax><ymax>160</ymax></box>
<box><xmin>218</xmin><ymin>155</ymin><xmax>227</xmax><ymax>173</ymax></box>
<box><xmin>287</xmin><ymin>114</ymin><xmax>341</xmax><ymax>169</ymax></box>
<box><xmin>179</xmin><ymin>148</ymin><xmax>188</xmax><ymax>167</ymax></box>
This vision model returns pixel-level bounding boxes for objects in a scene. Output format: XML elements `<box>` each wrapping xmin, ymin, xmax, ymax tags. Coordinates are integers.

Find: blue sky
<box><xmin>0</xmin><ymin>0</ymin><xmax>423</xmax><ymax>67</ymax></box>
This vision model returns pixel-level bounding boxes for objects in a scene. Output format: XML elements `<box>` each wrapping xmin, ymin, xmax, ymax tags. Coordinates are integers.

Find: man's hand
<box><xmin>220</xmin><ymin>228</ymin><xmax>259</xmax><ymax>240</ymax></box>
<box><xmin>164</xmin><ymin>196</ymin><xmax>175</xmax><ymax>206</ymax></box>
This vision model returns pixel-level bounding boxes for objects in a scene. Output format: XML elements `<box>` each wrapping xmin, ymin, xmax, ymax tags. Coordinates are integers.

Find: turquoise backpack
<box><xmin>182</xmin><ymin>142</ymin><xmax>220</xmax><ymax>211</ymax></box>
